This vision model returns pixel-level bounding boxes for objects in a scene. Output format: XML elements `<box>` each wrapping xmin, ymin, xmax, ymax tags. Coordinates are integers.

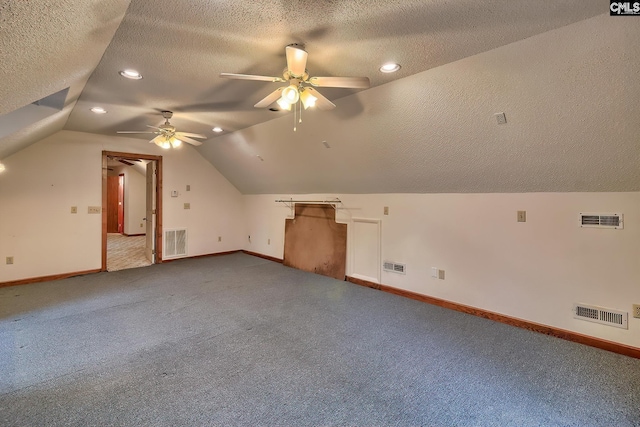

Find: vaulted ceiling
<box><xmin>1</xmin><ymin>1</ymin><xmax>638</xmax><ymax>194</ymax></box>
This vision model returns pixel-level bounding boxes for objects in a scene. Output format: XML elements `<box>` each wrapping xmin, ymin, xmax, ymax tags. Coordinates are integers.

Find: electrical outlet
<box><xmin>6</xmin><ymin>256</ymin><xmax>14</xmax><ymax>265</ymax></box>
<box><xmin>517</xmin><ymin>210</ymin><xmax>526</xmax><ymax>222</ymax></box>
<box><xmin>184</xmin><ymin>203</ymin><xmax>190</xmax><ymax>209</ymax></box>
<box><xmin>438</xmin><ymin>269</ymin><xmax>445</xmax><ymax>280</ymax></box>
<box><xmin>140</xmin><ymin>223</ymin><xmax>144</xmax><ymax>228</ymax></box>
<box><xmin>633</xmin><ymin>304</ymin><xmax>640</xmax><ymax>319</ymax></box>
<box><xmin>218</xmin><ymin>236</ymin><xmax>222</xmax><ymax>242</ymax></box>
<box><xmin>88</xmin><ymin>206</ymin><xmax>101</xmax><ymax>214</ymax></box>
<box><xmin>431</xmin><ymin>267</ymin><xmax>438</xmax><ymax>278</ymax></box>
<box><xmin>384</xmin><ymin>206</ymin><xmax>389</xmax><ymax>215</ymax></box>
<box><xmin>186</xmin><ymin>185</ymin><xmax>190</xmax><ymax>191</ymax></box>
<box><xmin>70</xmin><ymin>206</ymin><xmax>77</xmax><ymax>214</ymax></box>
<box><xmin>268</xmin><ymin>238</ymin><xmax>271</xmax><ymax>245</ymax></box>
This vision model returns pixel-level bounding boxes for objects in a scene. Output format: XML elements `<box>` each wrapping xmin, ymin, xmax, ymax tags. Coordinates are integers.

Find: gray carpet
<box><xmin>0</xmin><ymin>253</ymin><xmax>638</xmax><ymax>426</ymax></box>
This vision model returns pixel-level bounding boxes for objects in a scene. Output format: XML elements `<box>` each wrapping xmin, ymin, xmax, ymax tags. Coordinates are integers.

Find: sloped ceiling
<box><xmin>2</xmin><ymin>1</ymin><xmax>637</xmax><ymax>194</ymax></box>
<box><xmin>0</xmin><ymin>0</ymin><xmax>131</xmax><ymax>159</ymax></box>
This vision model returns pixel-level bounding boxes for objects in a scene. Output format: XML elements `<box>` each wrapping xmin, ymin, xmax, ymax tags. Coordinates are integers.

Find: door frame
<box><xmin>102</xmin><ymin>151</ymin><xmax>163</xmax><ymax>271</ymax></box>
<box><xmin>118</xmin><ymin>173</ymin><xmax>125</xmax><ymax>233</ymax></box>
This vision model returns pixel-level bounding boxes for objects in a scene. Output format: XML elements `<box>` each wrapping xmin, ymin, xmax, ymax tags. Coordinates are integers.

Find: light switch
<box><xmin>517</xmin><ymin>210</ymin><xmax>526</xmax><ymax>222</ymax></box>
<box><xmin>384</xmin><ymin>206</ymin><xmax>389</xmax><ymax>215</ymax></box>
<box><xmin>184</xmin><ymin>203</ymin><xmax>190</xmax><ymax>210</ymax></box>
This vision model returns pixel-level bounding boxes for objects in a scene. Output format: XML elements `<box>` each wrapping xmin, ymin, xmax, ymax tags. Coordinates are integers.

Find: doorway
<box><xmin>102</xmin><ymin>151</ymin><xmax>163</xmax><ymax>272</ymax></box>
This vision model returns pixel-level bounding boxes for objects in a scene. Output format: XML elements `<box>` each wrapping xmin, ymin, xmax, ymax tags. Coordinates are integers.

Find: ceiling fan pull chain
<box><xmin>293</xmin><ymin>102</ymin><xmax>297</xmax><ymax>131</ymax></box>
<box><xmin>299</xmin><ymin>100</ymin><xmax>303</xmax><ymax>123</ymax></box>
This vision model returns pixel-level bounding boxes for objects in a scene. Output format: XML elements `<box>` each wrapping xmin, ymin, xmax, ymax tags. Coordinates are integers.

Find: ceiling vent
<box><xmin>383</xmin><ymin>261</ymin><xmax>406</xmax><ymax>274</ymax></box>
<box><xmin>573</xmin><ymin>303</ymin><xmax>628</xmax><ymax>329</ymax></box>
<box><xmin>579</xmin><ymin>213</ymin><xmax>623</xmax><ymax>229</ymax></box>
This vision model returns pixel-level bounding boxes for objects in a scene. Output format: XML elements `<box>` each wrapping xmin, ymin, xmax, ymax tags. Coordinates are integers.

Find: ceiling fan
<box><xmin>220</xmin><ymin>44</ymin><xmax>370</xmax><ymax>113</ymax></box>
<box><xmin>117</xmin><ymin>111</ymin><xmax>206</xmax><ymax>149</ymax></box>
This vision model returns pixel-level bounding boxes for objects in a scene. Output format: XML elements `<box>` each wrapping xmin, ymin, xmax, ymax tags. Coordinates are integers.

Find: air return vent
<box><xmin>579</xmin><ymin>213</ymin><xmax>623</xmax><ymax>229</ymax></box>
<box><xmin>573</xmin><ymin>303</ymin><xmax>628</xmax><ymax>329</ymax></box>
<box><xmin>164</xmin><ymin>229</ymin><xmax>187</xmax><ymax>258</ymax></box>
<box><xmin>383</xmin><ymin>261</ymin><xmax>406</xmax><ymax>274</ymax></box>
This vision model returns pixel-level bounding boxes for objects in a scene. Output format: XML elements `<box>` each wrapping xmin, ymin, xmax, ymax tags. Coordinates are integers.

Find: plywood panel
<box><xmin>284</xmin><ymin>204</ymin><xmax>347</xmax><ymax>280</ymax></box>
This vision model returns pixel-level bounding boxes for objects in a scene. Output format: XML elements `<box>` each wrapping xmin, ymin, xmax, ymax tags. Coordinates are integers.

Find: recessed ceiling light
<box><xmin>90</xmin><ymin>107</ymin><xmax>107</xmax><ymax>114</ymax></box>
<box><xmin>119</xmin><ymin>69</ymin><xmax>143</xmax><ymax>79</ymax></box>
<box><xmin>212</xmin><ymin>127</ymin><xmax>223</xmax><ymax>133</ymax></box>
<box><xmin>379</xmin><ymin>63</ymin><xmax>401</xmax><ymax>73</ymax></box>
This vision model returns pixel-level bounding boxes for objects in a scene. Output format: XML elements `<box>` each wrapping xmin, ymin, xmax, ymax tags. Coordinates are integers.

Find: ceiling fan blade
<box><xmin>254</xmin><ymin>87</ymin><xmax>285</xmax><ymax>108</ymax></box>
<box><xmin>220</xmin><ymin>73</ymin><xmax>284</xmax><ymax>83</ymax></box>
<box><xmin>177</xmin><ymin>135</ymin><xmax>203</xmax><ymax>146</ymax></box>
<box><xmin>175</xmin><ymin>132</ymin><xmax>206</xmax><ymax>139</ymax></box>
<box><xmin>146</xmin><ymin>125</ymin><xmax>164</xmax><ymax>131</ymax></box>
<box><xmin>308</xmin><ymin>76</ymin><xmax>370</xmax><ymax>89</ymax></box>
<box><xmin>117</xmin><ymin>131</ymin><xmax>155</xmax><ymax>134</ymax></box>
<box><xmin>150</xmin><ymin>135</ymin><xmax>165</xmax><ymax>144</ymax></box>
<box><xmin>118</xmin><ymin>159</ymin><xmax>135</xmax><ymax>166</ymax></box>
<box><xmin>304</xmin><ymin>87</ymin><xmax>336</xmax><ymax>111</ymax></box>
<box><xmin>286</xmin><ymin>45</ymin><xmax>308</xmax><ymax>77</ymax></box>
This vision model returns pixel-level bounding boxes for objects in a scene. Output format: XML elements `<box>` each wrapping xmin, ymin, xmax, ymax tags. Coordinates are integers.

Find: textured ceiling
<box><xmin>2</xmin><ymin>1</ymin><xmax>637</xmax><ymax>194</ymax></box>
<box><xmin>0</xmin><ymin>0</ymin><xmax>130</xmax><ymax>159</ymax></box>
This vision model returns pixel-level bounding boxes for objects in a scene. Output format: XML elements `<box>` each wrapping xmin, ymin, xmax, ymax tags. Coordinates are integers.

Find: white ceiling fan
<box><xmin>117</xmin><ymin>111</ymin><xmax>206</xmax><ymax>149</ymax></box>
<box><xmin>220</xmin><ymin>44</ymin><xmax>370</xmax><ymax>112</ymax></box>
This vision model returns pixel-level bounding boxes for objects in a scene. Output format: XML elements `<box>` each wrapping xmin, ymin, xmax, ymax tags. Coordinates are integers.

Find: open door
<box><xmin>145</xmin><ymin>161</ymin><xmax>156</xmax><ymax>264</ymax></box>
<box><xmin>102</xmin><ymin>151</ymin><xmax>163</xmax><ymax>272</ymax></box>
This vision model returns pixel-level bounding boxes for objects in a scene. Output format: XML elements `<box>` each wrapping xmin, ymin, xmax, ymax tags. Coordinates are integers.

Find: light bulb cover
<box><xmin>90</xmin><ymin>107</ymin><xmax>107</xmax><ymax>114</ymax></box>
<box><xmin>0</xmin><ymin>163</ymin><xmax>5</xmax><ymax>173</ymax></box>
<box><xmin>170</xmin><ymin>137</ymin><xmax>182</xmax><ymax>148</ymax></box>
<box><xmin>277</xmin><ymin>98</ymin><xmax>292</xmax><ymax>111</ymax></box>
<box><xmin>300</xmin><ymin>90</ymin><xmax>317</xmax><ymax>109</ymax></box>
<box><xmin>281</xmin><ymin>85</ymin><xmax>300</xmax><ymax>104</ymax></box>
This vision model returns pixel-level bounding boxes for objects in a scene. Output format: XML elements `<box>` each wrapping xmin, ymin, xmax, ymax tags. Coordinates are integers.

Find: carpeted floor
<box><xmin>0</xmin><ymin>253</ymin><xmax>638</xmax><ymax>426</ymax></box>
<box><xmin>107</xmin><ymin>233</ymin><xmax>152</xmax><ymax>271</ymax></box>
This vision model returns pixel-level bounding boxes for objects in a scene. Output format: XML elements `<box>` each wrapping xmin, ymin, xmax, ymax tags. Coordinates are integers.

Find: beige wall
<box><xmin>108</xmin><ymin>164</ymin><xmax>146</xmax><ymax>235</ymax></box>
<box><xmin>244</xmin><ymin>192</ymin><xmax>640</xmax><ymax>348</ymax></box>
<box><xmin>0</xmin><ymin>130</ymin><xmax>245</xmax><ymax>282</ymax></box>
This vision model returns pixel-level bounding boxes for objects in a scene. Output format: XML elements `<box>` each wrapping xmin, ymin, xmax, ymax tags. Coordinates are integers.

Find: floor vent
<box><xmin>579</xmin><ymin>213</ymin><xmax>623</xmax><ymax>229</ymax></box>
<box><xmin>383</xmin><ymin>261</ymin><xmax>406</xmax><ymax>274</ymax></box>
<box><xmin>573</xmin><ymin>303</ymin><xmax>628</xmax><ymax>329</ymax></box>
<box><xmin>164</xmin><ymin>229</ymin><xmax>187</xmax><ymax>258</ymax></box>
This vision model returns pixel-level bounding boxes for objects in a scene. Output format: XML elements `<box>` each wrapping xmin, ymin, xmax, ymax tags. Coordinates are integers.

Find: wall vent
<box><xmin>164</xmin><ymin>229</ymin><xmax>187</xmax><ymax>258</ymax></box>
<box><xmin>579</xmin><ymin>213</ymin><xmax>623</xmax><ymax>229</ymax></box>
<box><xmin>573</xmin><ymin>303</ymin><xmax>628</xmax><ymax>329</ymax></box>
<box><xmin>383</xmin><ymin>261</ymin><xmax>406</xmax><ymax>274</ymax></box>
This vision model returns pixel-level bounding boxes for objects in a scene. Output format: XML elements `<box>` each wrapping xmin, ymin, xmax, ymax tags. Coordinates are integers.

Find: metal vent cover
<box><xmin>579</xmin><ymin>213</ymin><xmax>623</xmax><ymax>229</ymax></box>
<box><xmin>573</xmin><ymin>303</ymin><xmax>628</xmax><ymax>329</ymax></box>
<box><xmin>164</xmin><ymin>229</ymin><xmax>187</xmax><ymax>258</ymax></box>
<box><xmin>383</xmin><ymin>261</ymin><xmax>406</xmax><ymax>274</ymax></box>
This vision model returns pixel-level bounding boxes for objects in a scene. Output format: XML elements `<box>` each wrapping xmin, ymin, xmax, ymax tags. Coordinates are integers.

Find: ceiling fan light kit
<box><xmin>220</xmin><ymin>44</ymin><xmax>370</xmax><ymax>130</ymax></box>
<box><xmin>117</xmin><ymin>110</ymin><xmax>206</xmax><ymax>149</ymax></box>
